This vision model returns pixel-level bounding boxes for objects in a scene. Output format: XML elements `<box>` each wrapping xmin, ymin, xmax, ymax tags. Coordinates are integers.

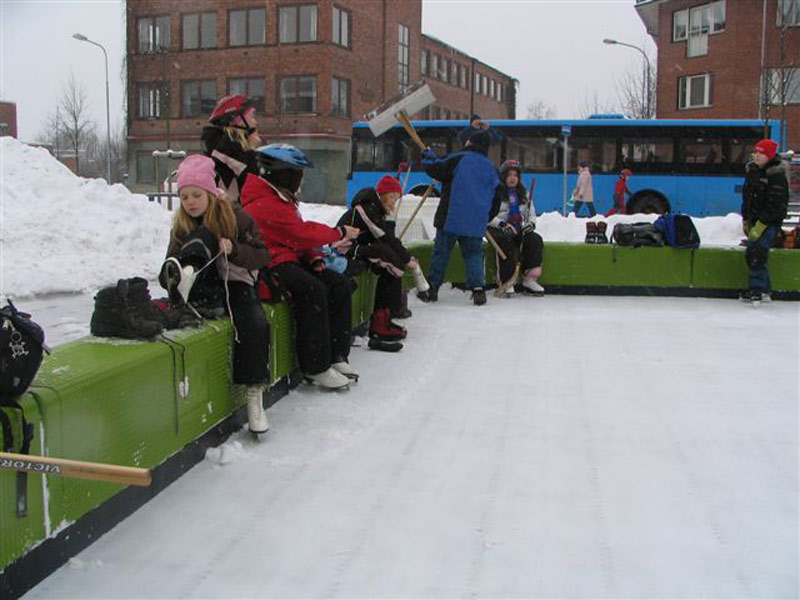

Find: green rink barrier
<box><xmin>0</xmin><ymin>270</ymin><xmax>377</xmax><ymax>596</ymax></box>
<box><xmin>405</xmin><ymin>240</ymin><xmax>800</xmax><ymax>294</ymax></box>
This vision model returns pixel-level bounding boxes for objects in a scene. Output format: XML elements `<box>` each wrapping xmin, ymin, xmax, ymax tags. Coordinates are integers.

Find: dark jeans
<box><xmin>228</xmin><ymin>281</ymin><xmax>270</xmax><ymax>385</ymax></box>
<box><xmin>273</xmin><ymin>262</ymin><xmax>352</xmax><ymax>375</ymax></box>
<box><xmin>487</xmin><ymin>226</ymin><xmax>544</xmax><ymax>284</ymax></box>
<box><xmin>374</xmin><ymin>271</ymin><xmax>403</xmax><ymax>313</ymax></box>
<box><xmin>746</xmin><ymin>224</ymin><xmax>779</xmax><ymax>292</ymax></box>
<box><xmin>429</xmin><ymin>229</ymin><xmax>484</xmax><ymax>290</ymax></box>
<box><xmin>573</xmin><ymin>201</ymin><xmax>597</xmax><ymax>217</ymax></box>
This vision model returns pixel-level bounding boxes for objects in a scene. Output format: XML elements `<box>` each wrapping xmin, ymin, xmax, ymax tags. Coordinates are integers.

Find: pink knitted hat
<box><xmin>177</xmin><ymin>155</ymin><xmax>223</xmax><ymax>196</ymax></box>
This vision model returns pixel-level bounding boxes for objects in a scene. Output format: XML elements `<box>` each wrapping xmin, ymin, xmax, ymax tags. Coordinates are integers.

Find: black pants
<box><xmin>273</xmin><ymin>262</ymin><xmax>352</xmax><ymax>375</ymax></box>
<box><xmin>374</xmin><ymin>272</ymin><xmax>403</xmax><ymax>312</ymax></box>
<box><xmin>227</xmin><ymin>281</ymin><xmax>270</xmax><ymax>385</ymax></box>
<box><xmin>488</xmin><ymin>226</ymin><xmax>544</xmax><ymax>284</ymax></box>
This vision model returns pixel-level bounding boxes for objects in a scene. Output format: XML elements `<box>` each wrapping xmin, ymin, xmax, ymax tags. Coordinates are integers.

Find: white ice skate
<box><xmin>411</xmin><ymin>263</ymin><xmax>430</xmax><ymax>293</ymax></box>
<box><xmin>306</xmin><ymin>367</ymin><xmax>350</xmax><ymax>390</ymax></box>
<box><xmin>332</xmin><ymin>360</ymin><xmax>359</xmax><ymax>381</ymax></box>
<box><xmin>522</xmin><ymin>277</ymin><xmax>545</xmax><ymax>295</ymax></box>
<box><xmin>245</xmin><ymin>386</ymin><xmax>269</xmax><ymax>435</ymax></box>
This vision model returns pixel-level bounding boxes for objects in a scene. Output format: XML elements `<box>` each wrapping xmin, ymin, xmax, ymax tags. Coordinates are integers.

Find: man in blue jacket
<box><xmin>419</xmin><ymin>129</ymin><xmax>499</xmax><ymax>305</ymax></box>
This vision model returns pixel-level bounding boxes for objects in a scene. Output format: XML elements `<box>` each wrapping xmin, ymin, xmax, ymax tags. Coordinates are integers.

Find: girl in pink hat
<box><xmin>160</xmin><ymin>154</ymin><xmax>272</xmax><ymax>436</ymax></box>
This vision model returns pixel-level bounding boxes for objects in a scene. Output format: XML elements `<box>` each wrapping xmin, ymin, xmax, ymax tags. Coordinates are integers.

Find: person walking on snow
<box><xmin>572</xmin><ymin>161</ymin><xmax>596</xmax><ymax>217</ymax></box>
<box><xmin>420</xmin><ymin>129</ymin><xmax>500</xmax><ymax>306</ymax></box>
<box><xmin>740</xmin><ymin>139</ymin><xmax>789</xmax><ymax>304</ymax></box>
<box><xmin>240</xmin><ymin>144</ymin><xmax>361</xmax><ymax>389</ymax></box>
<box><xmin>488</xmin><ymin>160</ymin><xmax>545</xmax><ymax>296</ymax></box>
<box><xmin>604</xmin><ymin>168</ymin><xmax>632</xmax><ymax>216</ymax></box>
<box><xmin>161</xmin><ymin>155</ymin><xmax>272</xmax><ymax>435</ymax></box>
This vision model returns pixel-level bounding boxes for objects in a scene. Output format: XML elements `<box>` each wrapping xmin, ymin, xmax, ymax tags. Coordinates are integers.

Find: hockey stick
<box><xmin>0</xmin><ymin>451</ymin><xmax>152</xmax><ymax>487</ymax></box>
<box><xmin>398</xmin><ymin>183</ymin><xmax>435</xmax><ymax>240</ymax></box>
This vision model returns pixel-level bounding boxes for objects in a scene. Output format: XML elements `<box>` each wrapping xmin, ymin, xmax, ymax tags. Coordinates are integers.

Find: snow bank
<box><xmin>0</xmin><ymin>137</ymin><xmax>172</xmax><ymax>299</ymax></box>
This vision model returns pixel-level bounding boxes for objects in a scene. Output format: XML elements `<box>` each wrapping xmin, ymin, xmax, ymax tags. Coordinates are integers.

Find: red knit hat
<box><xmin>376</xmin><ymin>175</ymin><xmax>402</xmax><ymax>196</ymax></box>
<box><xmin>754</xmin><ymin>139</ymin><xmax>778</xmax><ymax>159</ymax></box>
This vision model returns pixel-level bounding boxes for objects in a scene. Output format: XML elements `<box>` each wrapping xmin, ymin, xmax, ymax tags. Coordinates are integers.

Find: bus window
<box><xmin>682</xmin><ymin>138</ymin><xmax>723</xmax><ymax>164</ymax></box>
<box><xmin>728</xmin><ymin>137</ymin><xmax>759</xmax><ymax>169</ymax></box>
<box><xmin>620</xmin><ymin>138</ymin><xmax>675</xmax><ymax>172</ymax></box>
<box><xmin>505</xmin><ymin>136</ymin><xmax>559</xmax><ymax>172</ymax></box>
<box><xmin>568</xmin><ymin>138</ymin><xmax>618</xmax><ymax>173</ymax></box>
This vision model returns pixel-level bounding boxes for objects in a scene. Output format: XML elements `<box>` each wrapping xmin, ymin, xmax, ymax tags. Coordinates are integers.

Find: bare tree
<box><xmin>578</xmin><ymin>90</ymin><xmax>618</xmax><ymax>119</ymax></box>
<box><xmin>525</xmin><ymin>99</ymin><xmax>557</xmax><ymax>120</ymax></box>
<box><xmin>58</xmin><ymin>71</ymin><xmax>96</xmax><ymax>175</ymax></box>
<box><xmin>84</xmin><ymin>125</ymin><xmax>127</xmax><ymax>182</ymax></box>
<box><xmin>761</xmin><ymin>0</ymin><xmax>799</xmax><ymax>146</ymax></box>
<box><xmin>614</xmin><ymin>50</ymin><xmax>657</xmax><ymax>119</ymax></box>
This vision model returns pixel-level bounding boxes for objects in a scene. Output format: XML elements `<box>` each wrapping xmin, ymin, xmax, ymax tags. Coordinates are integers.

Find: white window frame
<box><xmin>332</xmin><ymin>5</ymin><xmax>350</xmax><ymax>48</ymax></box>
<box><xmin>678</xmin><ymin>73</ymin><xmax>713</xmax><ymax>109</ymax></box>
<box><xmin>397</xmin><ymin>23</ymin><xmax>410</xmax><ymax>92</ymax></box>
<box><xmin>777</xmin><ymin>0</ymin><xmax>800</xmax><ymax>26</ymax></box>
<box><xmin>765</xmin><ymin>67</ymin><xmax>800</xmax><ymax>104</ymax></box>
<box><xmin>674</xmin><ymin>1</ymin><xmax>725</xmax><ymax>46</ymax></box>
<box><xmin>673</xmin><ymin>9</ymin><xmax>688</xmax><ymax>41</ymax></box>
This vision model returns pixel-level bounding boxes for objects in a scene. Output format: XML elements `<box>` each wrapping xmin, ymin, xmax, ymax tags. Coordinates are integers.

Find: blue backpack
<box><xmin>653</xmin><ymin>214</ymin><xmax>700</xmax><ymax>249</ymax></box>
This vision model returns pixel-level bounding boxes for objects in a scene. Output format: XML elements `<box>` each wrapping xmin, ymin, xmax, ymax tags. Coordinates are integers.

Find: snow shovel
<box><xmin>364</xmin><ymin>80</ymin><xmax>435</xmax><ymax>151</ymax></box>
<box><xmin>0</xmin><ymin>451</ymin><xmax>152</xmax><ymax>487</ymax></box>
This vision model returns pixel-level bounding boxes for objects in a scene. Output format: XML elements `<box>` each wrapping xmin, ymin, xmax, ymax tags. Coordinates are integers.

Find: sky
<box><xmin>0</xmin><ymin>0</ymin><xmax>655</xmax><ymax>142</ymax></box>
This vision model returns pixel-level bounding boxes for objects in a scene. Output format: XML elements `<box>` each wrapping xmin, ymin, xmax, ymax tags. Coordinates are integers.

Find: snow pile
<box><xmin>0</xmin><ymin>137</ymin><xmax>172</xmax><ymax>298</ymax></box>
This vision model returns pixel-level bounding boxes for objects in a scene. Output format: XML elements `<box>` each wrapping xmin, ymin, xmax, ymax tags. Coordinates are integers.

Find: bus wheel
<box><xmin>630</xmin><ymin>193</ymin><xmax>669</xmax><ymax>215</ymax></box>
<box><xmin>408</xmin><ymin>184</ymin><xmax>439</xmax><ymax>197</ymax></box>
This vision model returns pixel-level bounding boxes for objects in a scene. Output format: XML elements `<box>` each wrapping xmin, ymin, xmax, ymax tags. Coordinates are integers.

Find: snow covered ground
<box><xmin>24</xmin><ymin>291</ymin><xmax>799</xmax><ymax>599</ymax></box>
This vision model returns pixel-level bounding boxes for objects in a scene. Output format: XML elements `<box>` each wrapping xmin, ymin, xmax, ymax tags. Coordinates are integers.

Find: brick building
<box><xmin>0</xmin><ymin>101</ymin><xmax>18</xmax><ymax>138</ymax></box>
<box><xmin>636</xmin><ymin>0</ymin><xmax>799</xmax><ymax>149</ymax></box>
<box><xmin>126</xmin><ymin>0</ymin><xmax>516</xmax><ymax>201</ymax></box>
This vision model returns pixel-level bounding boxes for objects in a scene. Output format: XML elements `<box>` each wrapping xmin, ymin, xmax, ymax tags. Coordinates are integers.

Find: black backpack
<box><xmin>611</xmin><ymin>222</ymin><xmax>665</xmax><ymax>247</ymax></box>
<box><xmin>653</xmin><ymin>214</ymin><xmax>701</xmax><ymax>249</ymax></box>
<box><xmin>0</xmin><ymin>300</ymin><xmax>49</xmax><ymax>404</ymax></box>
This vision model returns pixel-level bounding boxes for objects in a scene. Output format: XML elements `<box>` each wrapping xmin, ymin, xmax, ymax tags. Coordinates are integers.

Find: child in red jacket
<box><xmin>241</xmin><ymin>144</ymin><xmax>360</xmax><ymax>390</ymax></box>
<box><xmin>605</xmin><ymin>169</ymin><xmax>633</xmax><ymax>217</ymax></box>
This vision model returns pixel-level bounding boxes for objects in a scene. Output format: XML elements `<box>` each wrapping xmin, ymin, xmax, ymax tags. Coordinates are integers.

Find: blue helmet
<box><xmin>256</xmin><ymin>144</ymin><xmax>313</xmax><ymax>171</ymax></box>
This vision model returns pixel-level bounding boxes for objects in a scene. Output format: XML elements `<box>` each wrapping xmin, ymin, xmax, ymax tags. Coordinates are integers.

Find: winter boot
<box><xmin>368</xmin><ymin>338</ymin><xmax>403</xmax><ymax>352</ymax></box>
<box><xmin>471</xmin><ymin>288</ymin><xmax>487</xmax><ymax>306</ymax></box>
<box><xmin>370</xmin><ymin>308</ymin><xmax>406</xmax><ymax>341</ymax></box>
<box><xmin>585</xmin><ymin>221</ymin><xmax>598</xmax><ymax>244</ymax></box>
<box><xmin>596</xmin><ymin>221</ymin><xmax>609</xmax><ymax>244</ymax></box>
<box><xmin>332</xmin><ymin>359</ymin><xmax>359</xmax><ymax>381</ymax></box>
<box><xmin>91</xmin><ymin>278</ymin><xmax>164</xmax><ymax>340</ymax></box>
<box><xmin>245</xmin><ymin>386</ymin><xmax>269</xmax><ymax>434</ymax></box>
<box><xmin>417</xmin><ymin>285</ymin><xmax>438</xmax><ymax>303</ymax></box>
<box><xmin>306</xmin><ymin>367</ymin><xmax>350</xmax><ymax>389</ymax></box>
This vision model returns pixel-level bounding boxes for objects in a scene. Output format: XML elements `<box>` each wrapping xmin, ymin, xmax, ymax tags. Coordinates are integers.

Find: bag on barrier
<box><xmin>611</xmin><ymin>222</ymin><xmax>664</xmax><ymax>247</ymax></box>
<box><xmin>653</xmin><ymin>214</ymin><xmax>700</xmax><ymax>249</ymax></box>
<box><xmin>0</xmin><ymin>300</ymin><xmax>49</xmax><ymax>403</ymax></box>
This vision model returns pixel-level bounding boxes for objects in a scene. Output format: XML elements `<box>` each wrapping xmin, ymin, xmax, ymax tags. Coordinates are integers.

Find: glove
<box><xmin>521</xmin><ymin>222</ymin><xmax>535</xmax><ymax>235</ymax></box>
<box><xmin>748</xmin><ymin>220</ymin><xmax>767</xmax><ymax>242</ymax></box>
<box><xmin>499</xmin><ymin>222</ymin><xmax>516</xmax><ymax>235</ymax></box>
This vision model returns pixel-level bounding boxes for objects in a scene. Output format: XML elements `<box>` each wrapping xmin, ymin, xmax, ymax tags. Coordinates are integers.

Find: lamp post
<box><xmin>603</xmin><ymin>38</ymin><xmax>652</xmax><ymax>119</ymax></box>
<box><xmin>73</xmin><ymin>33</ymin><xmax>112</xmax><ymax>183</ymax></box>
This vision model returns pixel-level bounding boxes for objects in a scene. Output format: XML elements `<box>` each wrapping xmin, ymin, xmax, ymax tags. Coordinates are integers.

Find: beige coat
<box><xmin>573</xmin><ymin>168</ymin><xmax>594</xmax><ymax>203</ymax></box>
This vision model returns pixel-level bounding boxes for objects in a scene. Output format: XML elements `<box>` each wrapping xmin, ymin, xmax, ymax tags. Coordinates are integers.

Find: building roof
<box><xmin>635</xmin><ymin>0</ymin><xmax>669</xmax><ymax>38</ymax></box>
<box><xmin>421</xmin><ymin>33</ymin><xmax>517</xmax><ymax>83</ymax></box>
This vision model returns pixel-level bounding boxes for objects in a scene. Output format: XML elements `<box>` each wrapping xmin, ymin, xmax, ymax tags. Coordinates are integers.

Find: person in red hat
<box><xmin>604</xmin><ymin>168</ymin><xmax>633</xmax><ymax>217</ymax></box>
<box><xmin>337</xmin><ymin>175</ymin><xmax>430</xmax><ymax>351</ymax></box>
<box><xmin>740</xmin><ymin>138</ymin><xmax>789</xmax><ymax>304</ymax></box>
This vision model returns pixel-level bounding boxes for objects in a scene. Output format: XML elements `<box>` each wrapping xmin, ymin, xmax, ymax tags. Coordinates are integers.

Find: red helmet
<box><xmin>208</xmin><ymin>94</ymin><xmax>256</xmax><ymax>126</ymax></box>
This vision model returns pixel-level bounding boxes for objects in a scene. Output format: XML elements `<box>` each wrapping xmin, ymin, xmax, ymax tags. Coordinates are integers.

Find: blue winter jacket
<box><xmin>422</xmin><ymin>147</ymin><xmax>500</xmax><ymax>238</ymax></box>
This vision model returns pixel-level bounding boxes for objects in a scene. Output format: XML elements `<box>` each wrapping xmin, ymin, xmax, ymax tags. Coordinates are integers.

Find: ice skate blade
<box><xmin>303</xmin><ymin>376</ymin><xmax>351</xmax><ymax>391</ymax></box>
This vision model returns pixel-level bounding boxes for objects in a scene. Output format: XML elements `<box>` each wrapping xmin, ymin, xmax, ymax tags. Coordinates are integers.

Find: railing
<box><xmin>147</xmin><ymin>192</ymin><xmax>178</xmax><ymax>211</ymax></box>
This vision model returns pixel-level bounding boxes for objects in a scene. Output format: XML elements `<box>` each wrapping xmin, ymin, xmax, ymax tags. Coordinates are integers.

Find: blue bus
<box><xmin>347</xmin><ymin>118</ymin><xmax>782</xmax><ymax>216</ymax></box>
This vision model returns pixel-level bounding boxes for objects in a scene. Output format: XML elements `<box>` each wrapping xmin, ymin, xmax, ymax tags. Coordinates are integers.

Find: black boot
<box><xmin>91</xmin><ymin>278</ymin><xmax>164</xmax><ymax>339</ymax></box>
<box><xmin>471</xmin><ymin>288</ymin><xmax>487</xmax><ymax>306</ymax></box>
<box><xmin>417</xmin><ymin>286</ymin><xmax>438</xmax><ymax>303</ymax></box>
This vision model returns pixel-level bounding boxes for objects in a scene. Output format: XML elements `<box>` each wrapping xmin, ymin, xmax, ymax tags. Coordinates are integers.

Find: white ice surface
<box><xmin>23</xmin><ymin>291</ymin><xmax>799</xmax><ymax>599</ymax></box>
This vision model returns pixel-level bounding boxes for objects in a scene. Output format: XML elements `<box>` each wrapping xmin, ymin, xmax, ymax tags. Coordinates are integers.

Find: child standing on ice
<box><xmin>605</xmin><ymin>168</ymin><xmax>633</xmax><ymax>216</ymax></box>
<box><xmin>487</xmin><ymin>160</ymin><xmax>545</xmax><ymax>296</ymax></box>
<box><xmin>160</xmin><ymin>155</ymin><xmax>272</xmax><ymax>435</ymax></box>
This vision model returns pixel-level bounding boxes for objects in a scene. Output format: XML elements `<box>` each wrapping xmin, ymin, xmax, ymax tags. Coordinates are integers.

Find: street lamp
<box><xmin>73</xmin><ymin>33</ymin><xmax>112</xmax><ymax>183</ymax></box>
<box><xmin>603</xmin><ymin>38</ymin><xmax>652</xmax><ymax>119</ymax></box>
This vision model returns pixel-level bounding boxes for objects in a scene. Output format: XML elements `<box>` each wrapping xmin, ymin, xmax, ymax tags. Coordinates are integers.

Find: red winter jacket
<box><xmin>240</xmin><ymin>173</ymin><xmax>345</xmax><ymax>270</ymax></box>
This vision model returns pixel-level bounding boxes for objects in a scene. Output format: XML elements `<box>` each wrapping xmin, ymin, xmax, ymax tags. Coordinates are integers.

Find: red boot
<box><xmin>370</xmin><ymin>308</ymin><xmax>406</xmax><ymax>341</ymax></box>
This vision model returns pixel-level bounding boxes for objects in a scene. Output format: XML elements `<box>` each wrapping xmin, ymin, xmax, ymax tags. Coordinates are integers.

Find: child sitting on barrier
<box><xmin>337</xmin><ymin>176</ymin><xmax>430</xmax><ymax>351</ymax></box>
<box><xmin>488</xmin><ymin>160</ymin><xmax>545</xmax><ymax>296</ymax></box>
<box><xmin>160</xmin><ymin>155</ymin><xmax>272</xmax><ymax>436</ymax></box>
<box><xmin>240</xmin><ymin>144</ymin><xmax>361</xmax><ymax>390</ymax></box>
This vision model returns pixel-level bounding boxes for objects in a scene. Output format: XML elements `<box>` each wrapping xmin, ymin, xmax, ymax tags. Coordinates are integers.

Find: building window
<box><xmin>331</xmin><ymin>77</ymin><xmax>350</xmax><ymax>117</ymax></box>
<box><xmin>778</xmin><ymin>0</ymin><xmax>800</xmax><ymax>26</ymax></box>
<box><xmin>678</xmin><ymin>73</ymin><xmax>713</xmax><ymax>109</ymax></box>
<box><xmin>451</xmin><ymin>61</ymin><xmax>459</xmax><ymax>85</ymax></box>
<box><xmin>398</xmin><ymin>23</ymin><xmax>410</xmax><ymax>92</ymax></box>
<box><xmin>230</xmin><ymin>8</ymin><xmax>266</xmax><ymax>46</ymax></box>
<box><xmin>333</xmin><ymin>6</ymin><xmax>350</xmax><ymax>47</ymax></box>
<box><xmin>421</xmin><ymin>49</ymin><xmax>428</xmax><ymax>76</ymax></box>
<box><xmin>674</xmin><ymin>1</ymin><xmax>725</xmax><ymax>53</ymax></box>
<box><xmin>673</xmin><ymin>9</ymin><xmax>688</xmax><ymax>41</ymax></box>
<box><xmin>475</xmin><ymin>71</ymin><xmax>480</xmax><ymax>91</ymax></box>
<box><xmin>765</xmin><ymin>68</ymin><xmax>800</xmax><ymax>104</ymax></box>
<box><xmin>460</xmin><ymin>65</ymin><xmax>468</xmax><ymax>88</ymax></box>
<box><xmin>498</xmin><ymin>83</ymin><xmax>503</xmax><ymax>102</ymax></box>
<box><xmin>228</xmin><ymin>78</ymin><xmax>266</xmax><ymax>112</ymax></box>
<box><xmin>279</xmin><ymin>5</ymin><xmax>317</xmax><ymax>44</ymax></box>
<box><xmin>137</xmin><ymin>153</ymin><xmax>155</xmax><ymax>184</ymax></box>
<box><xmin>279</xmin><ymin>76</ymin><xmax>316</xmax><ymax>114</ymax></box>
<box><xmin>482</xmin><ymin>75</ymin><xmax>488</xmax><ymax>96</ymax></box>
<box><xmin>490</xmin><ymin>79</ymin><xmax>495</xmax><ymax>99</ymax></box>
<box><xmin>138</xmin><ymin>82</ymin><xmax>169</xmax><ymax>119</ymax></box>
<box><xmin>181</xmin><ymin>80</ymin><xmax>216</xmax><ymax>117</ymax></box>
<box><xmin>432</xmin><ymin>54</ymin><xmax>440</xmax><ymax>80</ymax></box>
<box><xmin>137</xmin><ymin>16</ymin><xmax>170</xmax><ymax>53</ymax></box>
<box><xmin>182</xmin><ymin>12</ymin><xmax>217</xmax><ymax>49</ymax></box>
<box><xmin>441</xmin><ymin>58</ymin><xmax>449</xmax><ymax>83</ymax></box>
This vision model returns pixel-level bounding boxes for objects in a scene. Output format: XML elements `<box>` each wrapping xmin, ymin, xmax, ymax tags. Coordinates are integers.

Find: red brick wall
<box><xmin>654</xmin><ymin>0</ymin><xmax>799</xmax><ymax>149</ymax></box>
<box><xmin>0</xmin><ymin>101</ymin><xmax>18</xmax><ymax>138</ymax></box>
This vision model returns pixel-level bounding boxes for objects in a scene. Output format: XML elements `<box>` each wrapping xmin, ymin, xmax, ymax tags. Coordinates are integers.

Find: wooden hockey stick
<box><xmin>0</xmin><ymin>451</ymin><xmax>152</xmax><ymax>487</ymax></box>
<box><xmin>398</xmin><ymin>183</ymin><xmax>435</xmax><ymax>240</ymax></box>
<box><xmin>485</xmin><ymin>231</ymin><xmax>507</xmax><ymax>261</ymax></box>
<box><xmin>395</xmin><ymin>110</ymin><xmax>427</xmax><ymax>151</ymax></box>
